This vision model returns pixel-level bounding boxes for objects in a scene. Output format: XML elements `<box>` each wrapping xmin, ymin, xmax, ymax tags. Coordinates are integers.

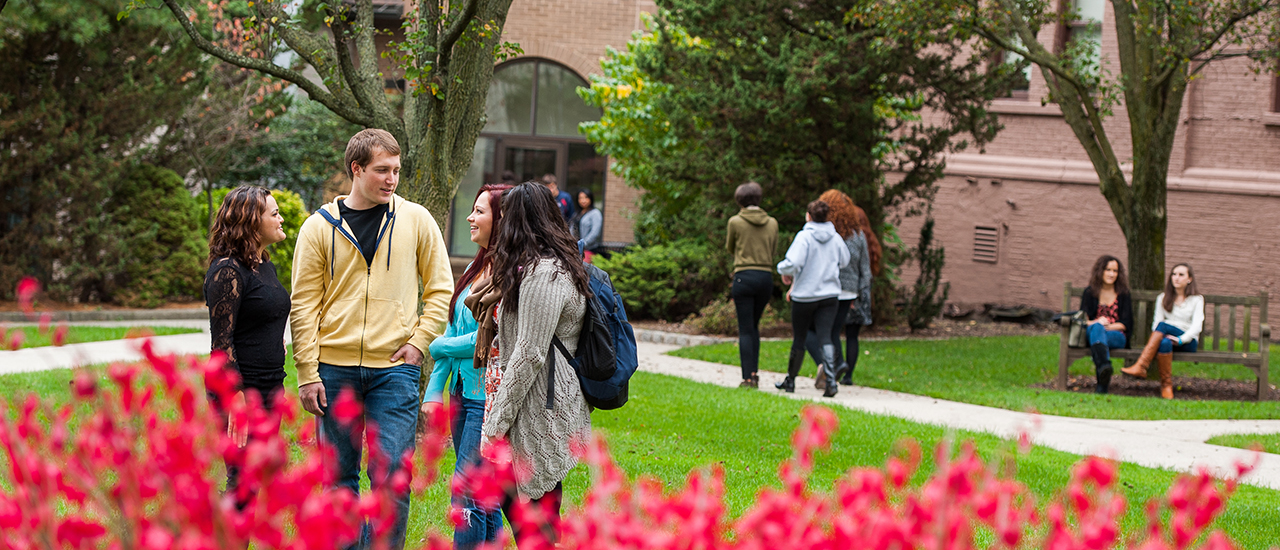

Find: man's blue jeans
<box><xmin>452</xmin><ymin>394</ymin><xmax>503</xmax><ymax>550</ymax></box>
<box><xmin>318</xmin><ymin>363</ymin><xmax>421</xmax><ymax>550</ymax></box>
<box><xmin>1086</xmin><ymin>322</ymin><xmax>1127</xmax><ymax>363</ymax></box>
<box><xmin>1155</xmin><ymin>322</ymin><xmax>1198</xmax><ymax>353</ymax></box>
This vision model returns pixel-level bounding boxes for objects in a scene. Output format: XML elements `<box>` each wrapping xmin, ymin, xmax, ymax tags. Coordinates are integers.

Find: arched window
<box><xmin>449</xmin><ymin>59</ymin><xmax>608</xmax><ymax>256</ymax></box>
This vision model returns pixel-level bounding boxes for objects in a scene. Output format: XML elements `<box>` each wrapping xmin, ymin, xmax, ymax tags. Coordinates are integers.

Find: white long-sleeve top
<box><xmin>1152</xmin><ymin>293</ymin><xmax>1205</xmax><ymax>344</ymax></box>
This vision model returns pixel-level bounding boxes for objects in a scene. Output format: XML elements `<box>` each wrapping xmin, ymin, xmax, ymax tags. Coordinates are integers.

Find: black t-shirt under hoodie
<box><xmin>339</xmin><ymin>199</ymin><xmax>390</xmax><ymax>266</ymax></box>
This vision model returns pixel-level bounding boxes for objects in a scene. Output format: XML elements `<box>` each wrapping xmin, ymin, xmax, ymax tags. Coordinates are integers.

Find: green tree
<box><xmin>215</xmin><ymin>99</ymin><xmax>362</xmax><ymax>210</ymax></box>
<box><xmin>109</xmin><ymin>165</ymin><xmax>208</xmax><ymax>308</ymax></box>
<box><xmin>0</xmin><ymin>0</ymin><xmax>206</xmax><ymax>301</ymax></box>
<box><xmin>139</xmin><ymin>0</ymin><xmax>521</xmax><ymax>225</ymax></box>
<box><xmin>963</xmin><ymin>0</ymin><xmax>1280</xmax><ymax>289</ymax></box>
<box><xmin>580</xmin><ymin>2</ymin><xmax>1019</xmax><ymax>246</ymax></box>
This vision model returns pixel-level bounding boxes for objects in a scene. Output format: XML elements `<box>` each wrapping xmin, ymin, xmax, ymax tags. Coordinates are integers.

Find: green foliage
<box><xmin>215</xmin><ymin>99</ymin><xmax>361</xmax><ymax>210</ymax></box>
<box><xmin>109</xmin><ymin>165</ymin><xmax>207</xmax><ymax>308</ymax></box>
<box><xmin>688</xmin><ymin>298</ymin><xmax>737</xmax><ymax>336</ymax></box>
<box><xmin>594</xmin><ymin>240</ymin><xmax>729</xmax><ymax>321</ymax></box>
<box><xmin>195</xmin><ymin>187</ymin><xmax>307</xmax><ymax>292</ymax></box>
<box><xmin>0</xmin><ymin>0</ymin><xmax>207</xmax><ymax>302</ymax></box>
<box><xmin>901</xmin><ymin>217</ymin><xmax>949</xmax><ymax>331</ymax></box>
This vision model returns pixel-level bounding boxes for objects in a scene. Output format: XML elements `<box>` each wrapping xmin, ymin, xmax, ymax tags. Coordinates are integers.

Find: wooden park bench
<box><xmin>1057</xmin><ymin>282</ymin><xmax>1271</xmax><ymax>399</ymax></box>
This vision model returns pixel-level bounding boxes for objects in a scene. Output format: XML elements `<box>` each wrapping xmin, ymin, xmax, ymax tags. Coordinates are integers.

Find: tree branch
<box><xmin>440</xmin><ymin>0</ymin><xmax>481</xmax><ymax>55</ymax></box>
<box><xmin>159</xmin><ymin>0</ymin><xmax>373</xmax><ymax>126</ymax></box>
<box><xmin>1180</xmin><ymin>1</ymin><xmax>1277</xmax><ymax>62</ymax></box>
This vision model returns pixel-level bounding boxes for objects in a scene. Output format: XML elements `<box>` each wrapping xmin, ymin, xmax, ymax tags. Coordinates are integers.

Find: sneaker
<box><xmin>739</xmin><ymin>375</ymin><xmax>759</xmax><ymax>389</ymax></box>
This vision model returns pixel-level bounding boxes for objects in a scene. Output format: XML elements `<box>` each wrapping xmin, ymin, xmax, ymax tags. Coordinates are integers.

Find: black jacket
<box><xmin>1080</xmin><ymin>287</ymin><xmax>1134</xmax><ymax>347</ymax></box>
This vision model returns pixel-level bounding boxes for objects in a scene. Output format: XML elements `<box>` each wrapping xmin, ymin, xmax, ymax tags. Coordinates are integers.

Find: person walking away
<box><xmin>290</xmin><ymin>129</ymin><xmax>454</xmax><ymax>550</ymax></box>
<box><xmin>204</xmin><ymin>185</ymin><xmax>291</xmax><ymax>510</ymax></box>
<box><xmin>725</xmin><ymin>182</ymin><xmax>778</xmax><ymax>389</ymax></box>
<box><xmin>776</xmin><ymin>200</ymin><xmax>849</xmax><ymax>398</ymax></box>
<box><xmin>422</xmin><ymin>184</ymin><xmax>510</xmax><ymax>549</ymax></box>
<box><xmin>804</xmin><ymin>190</ymin><xmax>871</xmax><ymax>390</ymax></box>
<box><xmin>1079</xmin><ymin>255</ymin><xmax>1134</xmax><ymax>394</ymax></box>
<box><xmin>569</xmin><ymin>188</ymin><xmax>604</xmax><ymax>261</ymax></box>
<box><xmin>1120</xmin><ymin>263</ymin><xmax>1203</xmax><ymax>399</ymax></box>
<box><xmin>541</xmin><ymin>173</ymin><xmax>574</xmax><ymax>223</ymax></box>
<box><xmin>478</xmin><ymin>182</ymin><xmax>591</xmax><ymax>548</ymax></box>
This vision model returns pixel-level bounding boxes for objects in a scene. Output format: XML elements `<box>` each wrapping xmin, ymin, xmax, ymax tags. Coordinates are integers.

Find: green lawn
<box><xmin>1207</xmin><ymin>433</ymin><xmax>1280</xmax><ymax>455</ymax></box>
<box><xmin>3</xmin><ymin>358</ymin><xmax>1277</xmax><ymax>548</ymax></box>
<box><xmin>0</xmin><ymin>324</ymin><xmax>201</xmax><ymax>349</ymax></box>
<box><xmin>669</xmin><ymin>335</ymin><xmax>1280</xmax><ymax>421</ymax></box>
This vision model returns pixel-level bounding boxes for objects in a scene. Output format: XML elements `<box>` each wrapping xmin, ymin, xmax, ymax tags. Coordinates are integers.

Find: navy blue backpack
<box><xmin>545</xmin><ymin>259</ymin><xmax>638</xmax><ymax>411</ymax></box>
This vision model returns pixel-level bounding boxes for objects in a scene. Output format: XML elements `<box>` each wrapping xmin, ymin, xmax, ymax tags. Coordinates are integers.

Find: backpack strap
<box><xmin>545</xmin><ymin>336</ymin><xmax>574</xmax><ymax>410</ymax></box>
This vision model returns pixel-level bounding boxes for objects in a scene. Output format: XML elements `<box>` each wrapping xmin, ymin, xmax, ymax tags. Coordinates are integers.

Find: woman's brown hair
<box><xmin>490</xmin><ymin>182</ymin><xmax>592</xmax><ymax>313</ymax></box>
<box><xmin>451</xmin><ymin>183</ymin><xmax>512</xmax><ymax>317</ymax></box>
<box><xmin>1162</xmin><ymin>263</ymin><xmax>1199</xmax><ymax>312</ymax></box>
<box><xmin>208</xmin><ymin>186</ymin><xmax>273</xmax><ymax>269</ymax></box>
<box><xmin>1087</xmin><ymin>255</ymin><xmax>1129</xmax><ymax>296</ymax></box>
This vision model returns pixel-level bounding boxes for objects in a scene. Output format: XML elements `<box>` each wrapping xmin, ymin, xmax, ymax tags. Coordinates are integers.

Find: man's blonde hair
<box><xmin>344</xmin><ymin>129</ymin><xmax>401</xmax><ymax>179</ymax></box>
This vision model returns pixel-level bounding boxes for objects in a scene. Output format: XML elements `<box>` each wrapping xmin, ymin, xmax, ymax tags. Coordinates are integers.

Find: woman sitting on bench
<box><xmin>1081</xmin><ymin>255</ymin><xmax>1133</xmax><ymax>394</ymax></box>
<box><xmin>1121</xmin><ymin>263</ymin><xmax>1204</xmax><ymax>399</ymax></box>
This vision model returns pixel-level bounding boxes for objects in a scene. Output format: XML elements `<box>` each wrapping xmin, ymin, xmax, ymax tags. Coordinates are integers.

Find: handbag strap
<box><xmin>544</xmin><ymin>336</ymin><xmax>573</xmax><ymax>410</ymax></box>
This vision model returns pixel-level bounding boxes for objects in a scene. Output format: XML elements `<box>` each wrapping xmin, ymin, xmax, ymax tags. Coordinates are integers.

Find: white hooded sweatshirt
<box><xmin>777</xmin><ymin>221</ymin><xmax>849</xmax><ymax>302</ymax></box>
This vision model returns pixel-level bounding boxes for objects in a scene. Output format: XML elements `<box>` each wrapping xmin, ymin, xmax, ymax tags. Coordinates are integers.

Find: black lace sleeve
<box><xmin>207</xmin><ymin>262</ymin><xmax>244</xmax><ymax>376</ymax></box>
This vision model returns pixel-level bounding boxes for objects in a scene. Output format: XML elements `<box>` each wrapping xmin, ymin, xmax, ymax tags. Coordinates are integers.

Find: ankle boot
<box><xmin>814</xmin><ymin>368</ymin><xmax>828</xmax><ymax>390</ymax></box>
<box><xmin>1121</xmin><ymin>331</ymin><xmax>1164</xmax><ymax>378</ymax></box>
<box><xmin>775</xmin><ymin>376</ymin><xmax>795</xmax><ymax>393</ymax></box>
<box><xmin>1091</xmin><ymin>343</ymin><xmax>1112</xmax><ymax>394</ymax></box>
<box><xmin>835</xmin><ymin>362</ymin><xmax>852</xmax><ymax>386</ymax></box>
<box><xmin>821</xmin><ymin>363</ymin><xmax>840</xmax><ymax>398</ymax></box>
<box><xmin>1157</xmin><ymin>353</ymin><xmax>1174</xmax><ymax>399</ymax></box>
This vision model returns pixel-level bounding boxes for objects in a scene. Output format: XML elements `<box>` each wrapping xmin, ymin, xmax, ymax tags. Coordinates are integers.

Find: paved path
<box><xmin>2</xmin><ymin>325</ymin><xmax>1279</xmax><ymax>490</ymax></box>
<box><xmin>636</xmin><ymin>342</ymin><xmax>1280</xmax><ymax>491</ymax></box>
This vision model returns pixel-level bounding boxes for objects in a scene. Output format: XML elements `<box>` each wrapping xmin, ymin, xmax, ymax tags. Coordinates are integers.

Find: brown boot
<box><xmin>1157</xmin><ymin>353</ymin><xmax>1174</xmax><ymax>399</ymax></box>
<box><xmin>1121</xmin><ymin>331</ymin><xmax>1164</xmax><ymax>378</ymax></box>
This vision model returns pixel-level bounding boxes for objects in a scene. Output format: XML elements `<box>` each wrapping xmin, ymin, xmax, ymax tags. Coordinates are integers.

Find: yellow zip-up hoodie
<box><xmin>289</xmin><ymin>194</ymin><xmax>454</xmax><ymax>387</ymax></box>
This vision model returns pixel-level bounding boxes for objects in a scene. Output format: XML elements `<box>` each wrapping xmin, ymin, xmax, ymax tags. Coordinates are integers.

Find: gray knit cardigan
<box><xmin>481</xmin><ymin>258</ymin><xmax>590</xmax><ymax>498</ymax></box>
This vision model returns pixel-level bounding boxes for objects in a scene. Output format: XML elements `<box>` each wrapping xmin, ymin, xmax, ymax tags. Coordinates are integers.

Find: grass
<box><xmin>669</xmin><ymin>335</ymin><xmax>1280</xmax><ymax>421</ymax></box>
<box><xmin>0</xmin><ymin>324</ymin><xmax>201</xmax><ymax>349</ymax></box>
<box><xmin>3</xmin><ymin>358</ymin><xmax>1279</xmax><ymax>549</ymax></box>
<box><xmin>1207</xmin><ymin>433</ymin><xmax>1280</xmax><ymax>455</ymax></box>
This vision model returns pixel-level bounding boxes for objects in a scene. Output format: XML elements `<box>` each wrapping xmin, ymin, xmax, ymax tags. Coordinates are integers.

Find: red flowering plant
<box><xmin>0</xmin><ymin>278</ymin><xmax>1258</xmax><ymax>550</ymax></box>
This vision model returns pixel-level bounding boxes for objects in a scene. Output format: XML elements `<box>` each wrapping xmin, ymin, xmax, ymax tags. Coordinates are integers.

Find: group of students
<box><xmin>725</xmin><ymin>183</ymin><xmax>882</xmax><ymax>398</ymax></box>
<box><xmin>1080</xmin><ymin>255</ymin><xmax>1204</xmax><ymax>398</ymax></box>
<box><xmin>204</xmin><ymin>129</ymin><xmax>594</xmax><ymax>550</ymax></box>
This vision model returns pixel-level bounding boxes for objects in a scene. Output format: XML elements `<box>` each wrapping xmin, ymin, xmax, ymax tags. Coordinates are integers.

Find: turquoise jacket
<box><xmin>424</xmin><ymin>284</ymin><xmax>484</xmax><ymax>402</ymax></box>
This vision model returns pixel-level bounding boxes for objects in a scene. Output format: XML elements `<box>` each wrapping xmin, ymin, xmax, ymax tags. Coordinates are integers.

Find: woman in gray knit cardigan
<box><xmin>481</xmin><ymin>181</ymin><xmax>591</xmax><ymax>547</ymax></box>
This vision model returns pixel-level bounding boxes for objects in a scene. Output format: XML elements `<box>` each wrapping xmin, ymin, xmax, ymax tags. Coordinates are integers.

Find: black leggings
<box><xmin>788</xmin><ymin>298</ymin><xmax>838</xmax><ymax>377</ymax></box>
<box><xmin>806</xmin><ymin>300</ymin><xmax>864</xmax><ymax>375</ymax></box>
<box><xmin>732</xmin><ymin>270</ymin><xmax>773</xmax><ymax>380</ymax></box>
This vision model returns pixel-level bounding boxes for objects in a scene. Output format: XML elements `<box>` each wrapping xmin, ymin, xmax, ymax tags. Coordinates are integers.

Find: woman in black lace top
<box><xmin>204</xmin><ymin>185</ymin><xmax>291</xmax><ymax>506</ymax></box>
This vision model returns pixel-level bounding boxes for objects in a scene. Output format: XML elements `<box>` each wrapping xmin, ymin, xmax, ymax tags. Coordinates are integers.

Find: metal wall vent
<box><xmin>973</xmin><ymin>225</ymin><xmax>999</xmax><ymax>263</ymax></box>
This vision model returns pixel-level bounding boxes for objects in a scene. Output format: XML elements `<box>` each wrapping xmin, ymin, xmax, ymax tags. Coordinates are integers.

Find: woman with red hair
<box><xmin>422</xmin><ymin>183</ymin><xmax>511</xmax><ymax>549</ymax></box>
<box><xmin>807</xmin><ymin>189</ymin><xmax>878</xmax><ymax>388</ymax></box>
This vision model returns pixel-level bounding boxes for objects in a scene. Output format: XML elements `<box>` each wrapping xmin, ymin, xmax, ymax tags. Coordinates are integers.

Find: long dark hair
<box><xmin>570</xmin><ymin>188</ymin><xmax>595</xmax><ymax>226</ymax></box>
<box><xmin>490</xmin><ymin>182</ymin><xmax>591</xmax><ymax>313</ymax></box>
<box><xmin>1088</xmin><ymin>255</ymin><xmax>1129</xmax><ymax>296</ymax></box>
<box><xmin>1162</xmin><ymin>263</ymin><xmax>1200</xmax><ymax>312</ymax></box>
<box><xmin>208</xmin><ymin>186</ymin><xmax>272</xmax><ymax>269</ymax></box>
<box><xmin>450</xmin><ymin>183</ymin><xmax>512</xmax><ymax>317</ymax></box>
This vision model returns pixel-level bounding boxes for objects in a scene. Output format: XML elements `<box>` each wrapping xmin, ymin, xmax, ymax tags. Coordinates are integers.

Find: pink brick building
<box><xmin>405</xmin><ymin>0</ymin><xmax>1280</xmax><ymax>320</ymax></box>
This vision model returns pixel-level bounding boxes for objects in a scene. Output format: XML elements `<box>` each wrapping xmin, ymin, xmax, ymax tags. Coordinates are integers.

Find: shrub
<box><xmin>109</xmin><ymin>164</ymin><xmax>207</xmax><ymax>307</ymax></box>
<box><xmin>901</xmin><ymin>216</ymin><xmax>949</xmax><ymax>331</ymax></box>
<box><xmin>595</xmin><ymin>239</ymin><xmax>729</xmax><ymax>321</ymax></box>
<box><xmin>689</xmin><ymin>298</ymin><xmax>737</xmax><ymax>335</ymax></box>
<box><xmin>195</xmin><ymin>187</ymin><xmax>308</xmax><ymax>292</ymax></box>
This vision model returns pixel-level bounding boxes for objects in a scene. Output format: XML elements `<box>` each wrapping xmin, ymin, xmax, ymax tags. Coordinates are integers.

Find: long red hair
<box><xmin>450</xmin><ymin>184</ymin><xmax>512</xmax><ymax>317</ymax></box>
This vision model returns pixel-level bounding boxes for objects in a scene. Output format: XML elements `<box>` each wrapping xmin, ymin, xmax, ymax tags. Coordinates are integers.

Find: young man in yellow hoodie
<box><xmin>290</xmin><ymin>129</ymin><xmax>453</xmax><ymax>550</ymax></box>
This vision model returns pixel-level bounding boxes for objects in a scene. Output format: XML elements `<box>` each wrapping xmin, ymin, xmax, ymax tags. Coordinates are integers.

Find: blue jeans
<box><xmin>318</xmin><ymin>363</ymin><xmax>421</xmax><ymax>550</ymax></box>
<box><xmin>1155</xmin><ymin>322</ymin><xmax>1198</xmax><ymax>353</ymax></box>
<box><xmin>451</xmin><ymin>393</ymin><xmax>503</xmax><ymax>550</ymax></box>
<box><xmin>1086</xmin><ymin>323</ymin><xmax>1127</xmax><ymax>363</ymax></box>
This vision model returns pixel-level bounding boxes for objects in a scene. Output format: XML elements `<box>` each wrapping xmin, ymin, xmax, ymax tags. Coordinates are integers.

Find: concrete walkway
<box><xmin>2</xmin><ymin>324</ymin><xmax>1279</xmax><ymax>490</ymax></box>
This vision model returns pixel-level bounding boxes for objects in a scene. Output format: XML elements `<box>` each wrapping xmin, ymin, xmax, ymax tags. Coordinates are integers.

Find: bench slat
<box><xmin>1228</xmin><ymin>305</ymin><xmax>1237</xmax><ymax>352</ymax></box>
<box><xmin>1213</xmin><ymin>304</ymin><xmax>1222</xmax><ymax>351</ymax></box>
